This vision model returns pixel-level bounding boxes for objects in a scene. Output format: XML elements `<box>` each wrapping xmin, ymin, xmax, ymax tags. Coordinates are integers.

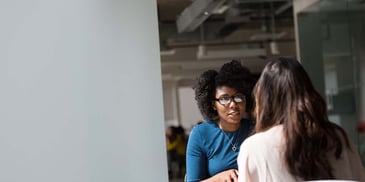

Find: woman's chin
<box><xmin>227</xmin><ymin>119</ymin><xmax>241</xmax><ymax>125</ymax></box>
<box><xmin>227</xmin><ymin>115</ymin><xmax>242</xmax><ymax>123</ymax></box>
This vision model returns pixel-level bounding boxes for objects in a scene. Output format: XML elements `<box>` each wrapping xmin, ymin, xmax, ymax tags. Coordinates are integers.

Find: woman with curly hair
<box><xmin>186</xmin><ymin>60</ymin><xmax>256</xmax><ymax>182</ymax></box>
<box><xmin>238</xmin><ymin>57</ymin><xmax>365</xmax><ymax>181</ymax></box>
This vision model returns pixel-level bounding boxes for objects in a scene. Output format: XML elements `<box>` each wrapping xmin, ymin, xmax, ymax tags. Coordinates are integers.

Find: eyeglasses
<box><xmin>214</xmin><ymin>94</ymin><xmax>246</xmax><ymax>106</ymax></box>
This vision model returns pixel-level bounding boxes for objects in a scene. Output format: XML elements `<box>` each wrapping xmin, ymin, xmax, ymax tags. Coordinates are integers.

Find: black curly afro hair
<box><xmin>192</xmin><ymin>60</ymin><xmax>255</xmax><ymax>121</ymax></box>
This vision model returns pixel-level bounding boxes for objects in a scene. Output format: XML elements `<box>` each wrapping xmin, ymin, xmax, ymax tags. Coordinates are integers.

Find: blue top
<box><xmin>186</xmin><ymin>119</ymin><xmax>253</xmax><ymax>182</ymax></box>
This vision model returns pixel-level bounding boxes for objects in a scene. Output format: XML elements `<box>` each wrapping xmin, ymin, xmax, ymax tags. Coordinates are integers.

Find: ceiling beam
<box><xmin>176</xmin><ymin>0</ymin><xmax>227</xmax><ymax>33</ymax></box>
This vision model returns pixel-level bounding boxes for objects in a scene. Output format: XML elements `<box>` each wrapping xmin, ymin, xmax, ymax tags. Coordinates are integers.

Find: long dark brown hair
<box><xmin>253</xmin><ymin>57</ymin><xmax>350</xmax><ymax>180</ymax></box>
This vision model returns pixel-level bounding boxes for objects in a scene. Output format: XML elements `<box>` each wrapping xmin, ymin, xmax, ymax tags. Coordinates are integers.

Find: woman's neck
<box><xmin>218</xmin><ymin>120</ymin><xmax>240</xmax><ymax>132</ymax></box>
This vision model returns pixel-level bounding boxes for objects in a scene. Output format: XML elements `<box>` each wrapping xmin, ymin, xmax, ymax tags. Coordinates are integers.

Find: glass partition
<box><xmin>298</xmin><ymin>0</ymin><xmax>365</xmax><ymax>165</ymax></box>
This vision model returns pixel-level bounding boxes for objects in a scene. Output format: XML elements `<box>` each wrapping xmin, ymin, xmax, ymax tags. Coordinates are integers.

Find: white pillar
<box><xmin>0</xmin><ymin>1</ymin><xmax>168</xmax><ymax>182</ymax></box>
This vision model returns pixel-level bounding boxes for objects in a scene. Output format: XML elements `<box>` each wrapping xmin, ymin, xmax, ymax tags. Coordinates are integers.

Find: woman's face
<box><xmin>213</xmin><ymin>86</ymin><xmax>246</xmax><ymax>125</ymax></box>
<box><xmin>166</xmin><ymin>127</ymin><xmax>173</xmax><ymax>137</ymax></box>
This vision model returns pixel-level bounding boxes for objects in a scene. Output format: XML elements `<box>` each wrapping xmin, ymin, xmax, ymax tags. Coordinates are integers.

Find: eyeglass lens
<box><xmin>218</xmin><ymin>94</ymin><xmax>245</xmax><ymax>105</ymax></box>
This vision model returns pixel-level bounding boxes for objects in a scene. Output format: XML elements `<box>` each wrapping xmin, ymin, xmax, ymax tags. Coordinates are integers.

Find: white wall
<box><xmin>178</xmin><ymin>87</ymin><xmax>203</xmax><ymax>133</ymax></box>
<box><xmin>0</xmin><ymin>1</ymin><xmax>168</xmax><ymax>182</ymax></box>
<box><xmin>162</xmin><ymin>82</ymin><xmax>203</xmax><ymax>134</ymax></box>
<box><xmin>163</xmin><ymin>80</ymin><xmax>180</xmax><ymax>126</ymax></box>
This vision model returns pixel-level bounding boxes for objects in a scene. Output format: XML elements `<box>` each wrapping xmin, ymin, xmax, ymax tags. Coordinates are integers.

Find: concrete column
<box><xmin>0</xmin><ymin>1</ymin><xmax>167</xmax><ymax>181</ymax></box>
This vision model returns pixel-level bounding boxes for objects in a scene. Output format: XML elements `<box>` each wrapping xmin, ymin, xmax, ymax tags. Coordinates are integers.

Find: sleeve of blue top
<box><xmin>186</xmin><ymin>125</ymin><xmax>208</xmax><ymax>182</ymax></box>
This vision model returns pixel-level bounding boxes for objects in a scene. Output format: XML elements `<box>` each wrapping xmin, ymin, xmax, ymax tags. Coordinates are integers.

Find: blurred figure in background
<box><xmin>238</xmin><ymin>57</ymin><xmax>365</xmax><ymax>182</ymax></box>
<box><xmin>166</xmin><ymin>125</ymin><xmax>186</xmax><ymax>179</ymax></box>
<box><xmin>186</xmin><ymin>60</ymin><xmax>255</xmax><ymax>182</ymax></box>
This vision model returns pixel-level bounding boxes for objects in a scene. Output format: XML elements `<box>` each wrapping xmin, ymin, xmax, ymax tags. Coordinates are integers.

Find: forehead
<box><xmin>215</xmin><ymin>86</ymin><xmax>238</xmax><ymax>96</ymax></box>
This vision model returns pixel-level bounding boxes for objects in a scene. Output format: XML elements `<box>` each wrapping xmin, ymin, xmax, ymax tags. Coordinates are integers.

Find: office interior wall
<box><xmin>177</xmin><ymin>87</ymin><xmax>203</xmax><ymax>133</ymax></box>
<box><xmin>163</xmin><ymin>82</ymin><xmax>203</xmax><ymax>134</ymax></box>
<box><xmin>163</xmin><ymin>81</ymin><xmax>174</xmax><ymax>122</ymax></box>
<box><xmin>0</xmin><ymin>0</ymin><xmax>168</xmax><ymax>182</ymax></box>
<box><xmin>163</xmin><ymin>80</ymin><xmax>179</xmax><ymax>127</ymax></box>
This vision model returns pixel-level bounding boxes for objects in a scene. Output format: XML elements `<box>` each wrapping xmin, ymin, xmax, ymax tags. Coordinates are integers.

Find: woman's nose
<box><xmin>228</xmin><ymin>100</ymin><xmax>238</xmax><ymax>108</ymax></box>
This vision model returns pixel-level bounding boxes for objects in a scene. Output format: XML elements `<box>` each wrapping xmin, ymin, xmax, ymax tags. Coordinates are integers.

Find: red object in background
<box><xmin>357</xmin><ymin>122</ymin><xmax>365</xmax><ymax>133</ymax></box>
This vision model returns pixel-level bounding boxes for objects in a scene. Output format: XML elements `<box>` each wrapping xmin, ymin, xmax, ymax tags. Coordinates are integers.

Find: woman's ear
<box><xmin>212</xmin><ymin>101</ymin><xmax>217</xmax><ymax>110</ymax></box>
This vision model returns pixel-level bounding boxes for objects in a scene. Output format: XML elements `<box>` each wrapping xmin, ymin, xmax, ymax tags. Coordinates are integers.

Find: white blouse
<box><xmin>237</xmin><ymin>125</ymin><xmax>365</xmax><ymax>182</ymax></box>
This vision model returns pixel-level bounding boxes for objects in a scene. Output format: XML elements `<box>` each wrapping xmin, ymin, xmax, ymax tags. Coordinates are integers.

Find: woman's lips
<box><xmin>228</xmin><ymin>111</ymin><xmax>239</xmax><ymax>116</ymax></box>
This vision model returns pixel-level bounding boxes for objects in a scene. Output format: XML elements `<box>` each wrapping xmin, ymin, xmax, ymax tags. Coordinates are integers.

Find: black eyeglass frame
<box><xmin>214</xmin><ymin>94</ymin><xmax>246</xmax><ymax>106</ymax></box>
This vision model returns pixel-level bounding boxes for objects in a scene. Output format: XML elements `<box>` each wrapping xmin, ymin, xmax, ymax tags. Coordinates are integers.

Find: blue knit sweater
<box><xmin>186</xmin><ymin>119</ymin><xmax>253</xmax><ymax>182</ymax></box>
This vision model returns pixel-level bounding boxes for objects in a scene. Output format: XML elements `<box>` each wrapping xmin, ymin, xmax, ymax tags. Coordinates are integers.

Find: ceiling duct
<box><xmin>176</xmin><ymin>0</ymin><xmax>227</xmax><ymax>33</ymax></box>
<box><xmin>196</xmin><ymin>45</ymin><xmax>266</xmax><ymax>60</ymax></box>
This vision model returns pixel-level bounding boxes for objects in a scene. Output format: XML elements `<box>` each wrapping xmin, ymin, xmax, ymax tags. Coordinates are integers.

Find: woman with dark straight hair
<box><xmin>237</xmin><ymin>57</ymin><xmax>365</xmax><ymax>182</ymax></box>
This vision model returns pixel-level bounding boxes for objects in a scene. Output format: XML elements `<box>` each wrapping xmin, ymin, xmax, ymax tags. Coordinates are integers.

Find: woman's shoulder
<box><xmin>190</xmin><ymin>120</ymin><xmax>218</xmax><ymax>135</ymax></box>
<box><xmin>192</xmin><ymin>120</ymin><xmax>216</xmax><ymax>129</ymax></box>
<box><xmin>242</xmin><ymin>125</ymin><xmax>283</xmax><ymax>147</ymax></box>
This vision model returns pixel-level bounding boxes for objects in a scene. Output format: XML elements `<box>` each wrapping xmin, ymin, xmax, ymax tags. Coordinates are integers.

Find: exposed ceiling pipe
<box><xmin>176</xmin><ymin>0</ymin><xmax>227</xmax><ymax>33</ymax></box>
<box><xmin>275</xmin><ymin>1</ymin><xmax>293</xmax><ymax>15</ymax></box>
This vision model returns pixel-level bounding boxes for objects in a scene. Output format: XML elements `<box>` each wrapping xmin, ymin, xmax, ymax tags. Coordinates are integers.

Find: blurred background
<box><xmin>157</xmin><ymin>0</ymin><xmax>365</xmax><ymax>181</ymax></box>
<box><xmin>158</xmin><ymin>0</ymin><xmax>295</xmax><ymax>130</ymax></box>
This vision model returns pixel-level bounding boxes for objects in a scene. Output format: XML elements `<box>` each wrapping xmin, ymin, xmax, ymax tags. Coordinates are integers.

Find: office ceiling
<box><xmin>157</xmin><ymin>0</ymin><xmax>296</xmax><ymax>86</ymax></box>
